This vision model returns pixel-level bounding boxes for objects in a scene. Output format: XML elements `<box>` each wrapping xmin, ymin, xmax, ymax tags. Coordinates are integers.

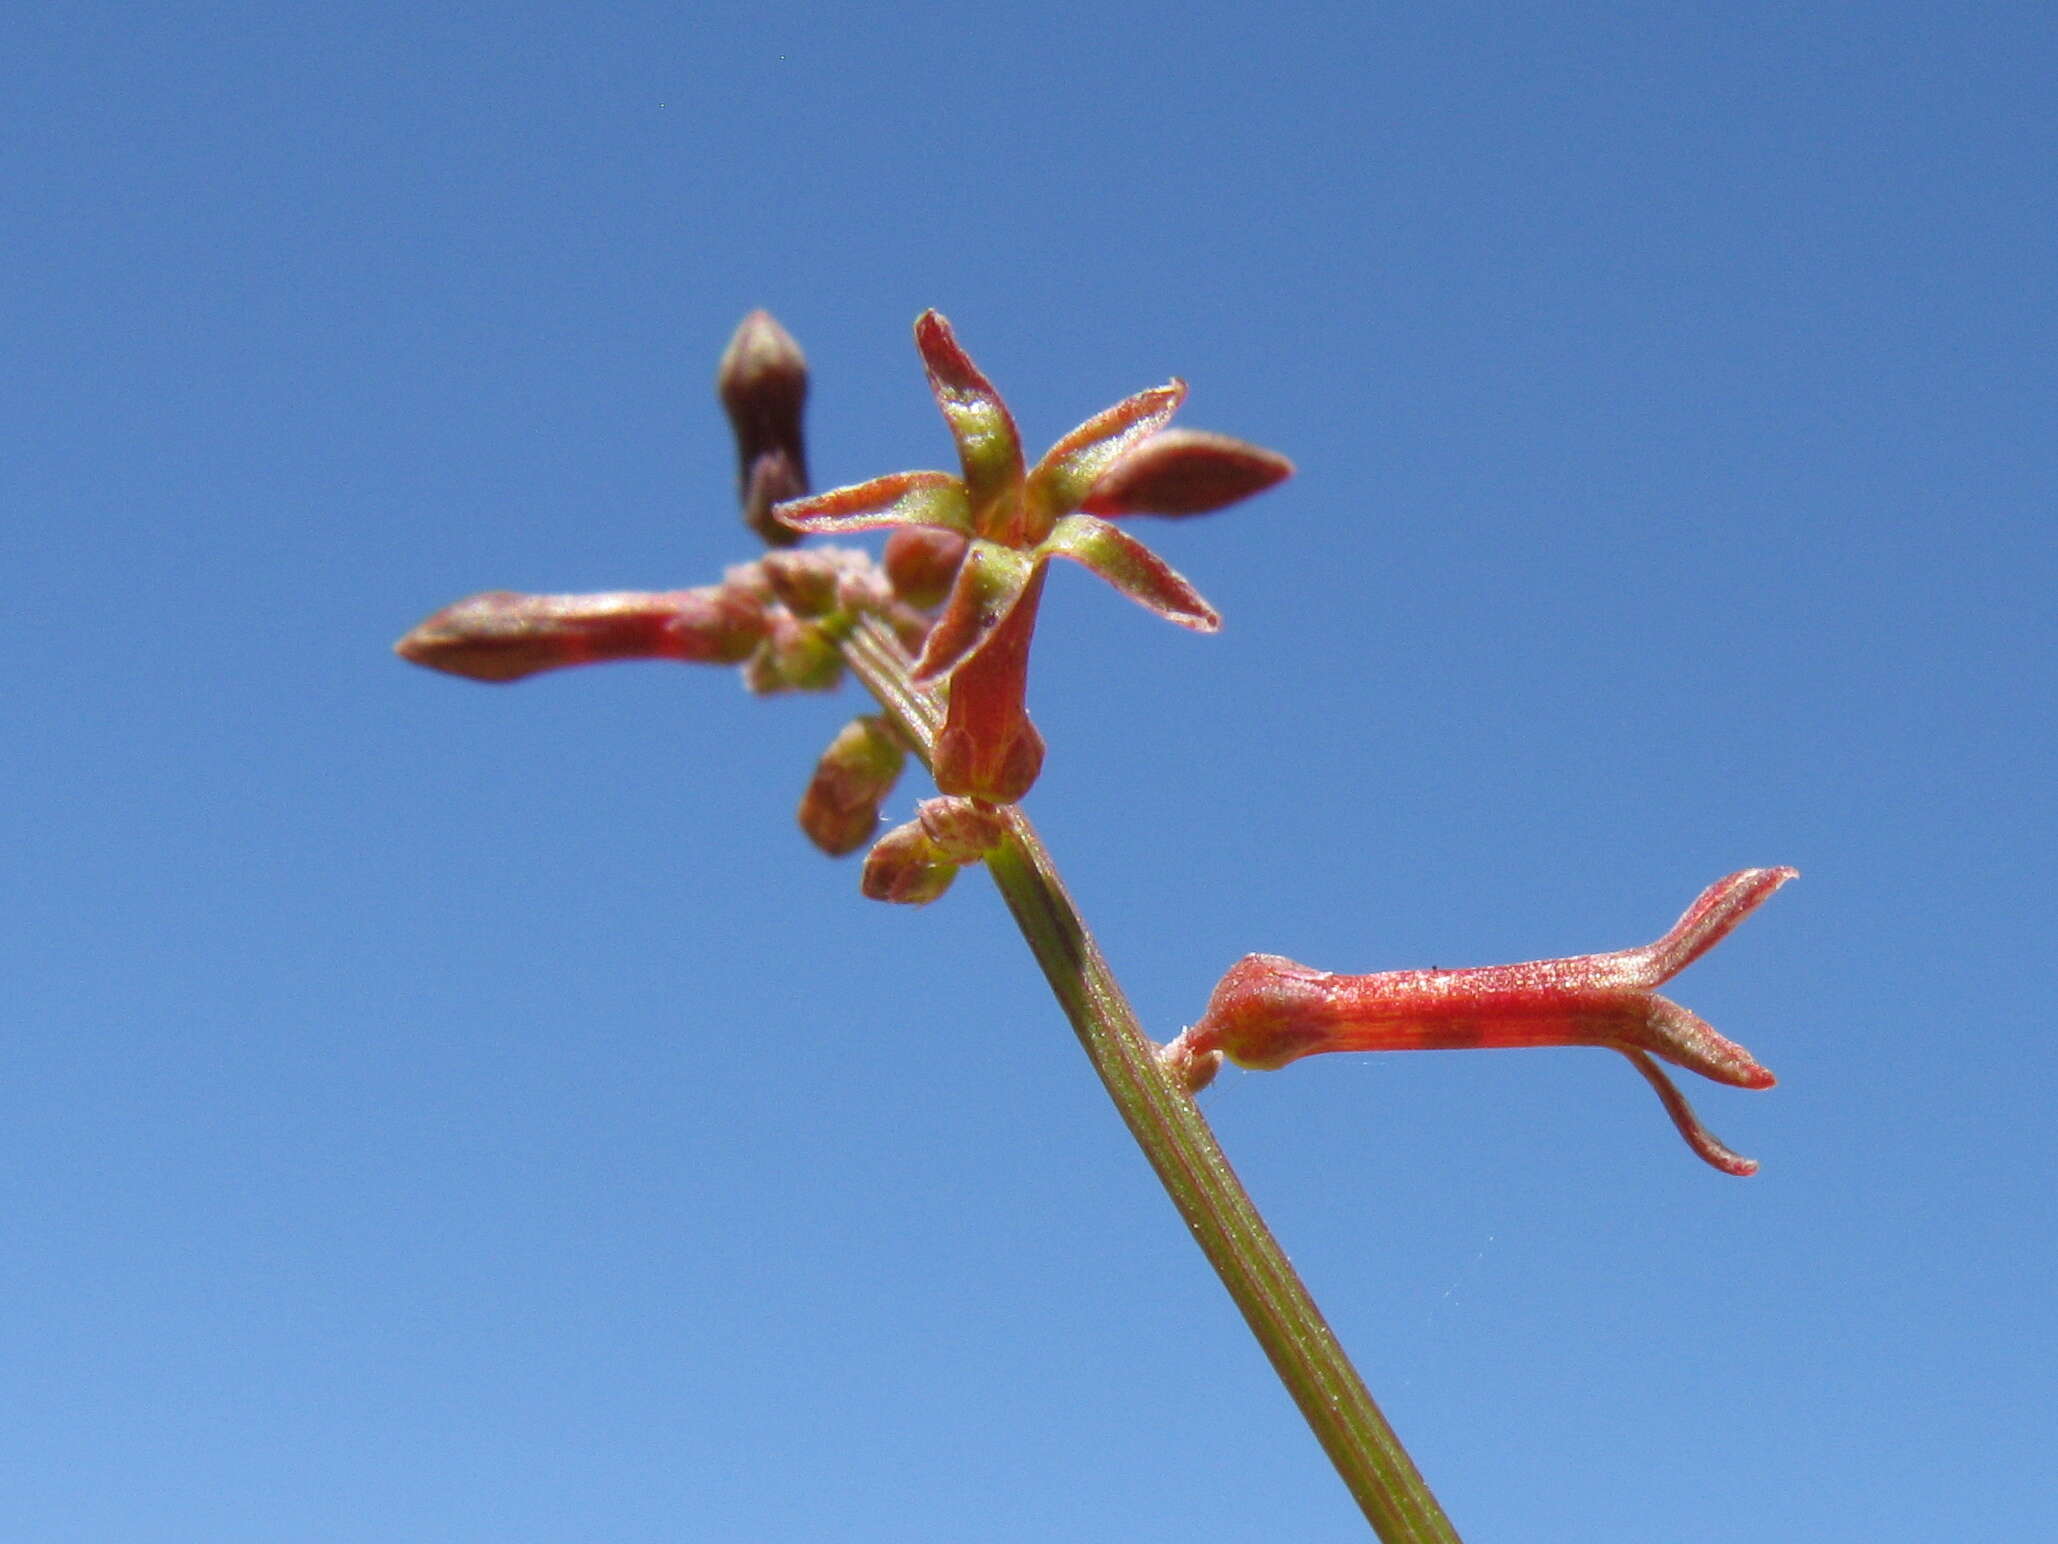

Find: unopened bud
<box><xmin>914</xmin><ymin>797</ymin><xmax>1006</xmax><ymax>861</ymax></box>
<box><xmin>798</xmin><ymin>716</ymin><xmax>906</xmax><ymax>857</ymax></box>
<box><xmin>1080</xmin><ymin>429</ymin><xmax>1293</xmax><ymax>518</ymax></box>
<box><xmin>395</xmin><ymin>587</ymin><xmax>767</xmax><ymax>683</ymax></box>
<box><xmin>717</xmin><ymin>310</ymin><xmax>810</xmax><ymax>547</ymax></box>
<box><xmin>883</xmin><ymin>527</ymin><xmax>968</xmax><ymax>609</ymax></box>
<box><xmin>860</xmin><ymin>821</ymin><xmax>961</xmax><ymax>906</ymax></box>
<box><xmin>1157</xmin><ymin>1035</ymin><xmax>1224</xmax><ymax>1097</ymax></box>
<box><xmin>834</xmin><ymin>561</ymin><xmax>898</xmax><ymax>621</ymax></box>
<box><xmin>743</xmin><ymin>613</ymin><xmax>845</xmax><ymax>694</ymax></box>
<box><xmin>759</xmin><ymin>550</ymin><xmax>843</xmax><ymax>618</ymax></box>
<box><xmin>721</xmin><ymin>559</ymin><xmax>777</xmax><ymax>604</ymax></box>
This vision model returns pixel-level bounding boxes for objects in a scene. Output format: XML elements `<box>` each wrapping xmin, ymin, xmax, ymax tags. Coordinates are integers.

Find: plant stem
<box><xmin>844</xmin><ymin>618</ymin><xmax>1462</xmax><ymax>1542</ymax></box>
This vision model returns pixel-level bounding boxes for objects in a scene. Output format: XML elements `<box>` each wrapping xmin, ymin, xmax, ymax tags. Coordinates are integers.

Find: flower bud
<box><xmin>741</xmin><ymin>452</ymin><xmax>809</xmax><ymax>548</ymax></box>
<box><xmin>759</xmin><ymin>549</ymin><xmax>843</xmax><ymax>619</ymax></box>
<box><xmin>833</xmin><ymin>562</ymin><xmax>905</xmax><ymax>626</ymax></box>
<box><xmin>1081</xmin><ymin>429</ymin><xmax>1293</xmax><ymax>518</ymax></box>
<box><xmin>721</xmin><ymin>559</ymin><xmax>776</xmax><ymax>604</ymax></box>
<box><xmin>860</xmin><ymin>820</ymin><xmax>961</xmax><ymax>906</ymax></box>
<box><xmin>395</xmin><ymin>586</ymin><xmax>767</xmax><ymax>683</ymax></box>
<box><xmin>914</xmin><ymin>796</ymin><xmax>1006</xmax><ymax>861</ymax></box>
<box><xmin>883</xmin><ymin>527</ymin><xmax>968</xmax><ymax>609</ymax></box>
<box><xmin>742</xmin><ymin>613</ymin><xmax>845</xmax><ymax>694</ymax></box>
<box><xmin>717</xmin><ymin>310</ymin><xmax>810</xmax><ymax>547</ymax></box>
<box><xmin>797</xmin><ymin>716</ymin><xmax>906</xmax><ymax>857</ymax></box>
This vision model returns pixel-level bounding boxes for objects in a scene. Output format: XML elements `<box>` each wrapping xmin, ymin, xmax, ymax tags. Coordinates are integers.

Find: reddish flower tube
<box><xmin>1170</xmin><ymin>868</ymin><xmax>1797</xmax><ymax>1175</ymax></box>
<box><xmin>393</xmin><ymin>586</ymin><xmax>767</xmax><ymax>683</ymax></box>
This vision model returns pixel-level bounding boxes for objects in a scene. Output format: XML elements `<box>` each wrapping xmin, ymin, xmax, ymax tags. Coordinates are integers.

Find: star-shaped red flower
<box><xmin>774</xmin><ymin>311</ymin><xmax>1290</xmax><ymax>803</ymax></box>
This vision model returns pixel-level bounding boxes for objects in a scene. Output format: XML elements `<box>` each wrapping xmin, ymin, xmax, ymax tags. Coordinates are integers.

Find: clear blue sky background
<box><xmin>6</xmin><ymin>4</ymin><xmax>2052</xmax><ymax>1540</ymax></box>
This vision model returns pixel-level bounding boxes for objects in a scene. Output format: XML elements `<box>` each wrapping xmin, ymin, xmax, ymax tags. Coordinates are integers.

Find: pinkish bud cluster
<box><xmin>860</xmin><ymin>797</ymin><xmax>1008</xmax><ymax>905</ymax></box>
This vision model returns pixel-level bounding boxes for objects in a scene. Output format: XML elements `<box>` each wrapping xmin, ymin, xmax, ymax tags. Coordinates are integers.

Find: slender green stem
<box><xmin>844</xmin><ymin>618</ymin><xmax>1462</xmax><ymax>1541</ymax></box>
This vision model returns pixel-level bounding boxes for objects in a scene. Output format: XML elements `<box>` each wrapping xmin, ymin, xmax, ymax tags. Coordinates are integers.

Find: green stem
<box><xmin>845</xmin><ymin>619</ymin><xmax>1462</xmax><ymax>1542</ymax></box>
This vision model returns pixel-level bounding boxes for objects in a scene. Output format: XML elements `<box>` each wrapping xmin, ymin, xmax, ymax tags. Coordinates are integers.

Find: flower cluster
<box><xmin>396</xmin><ymin>308</ymin><xmax>1289</xmax><ymax>860</ymax></box>
<box><xmin>773</xmin><ymin>311</ymin><xmax>1291</xmax><ymax>804</ymax></box>
<box><xmin>394</xmin><ymin>308</ymin><xmax>1798</xmax><ymax>1173</ymax></box>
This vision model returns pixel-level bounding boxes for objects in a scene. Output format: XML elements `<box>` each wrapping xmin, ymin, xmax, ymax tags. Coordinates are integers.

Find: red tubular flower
<box><xmin>773</xmin><ymin>311</ymin><xmax>1290</xmax><ymax>805</ymax></box>
<box><xmin>393</xmin><ymin>586</ymin><xmax>768</xmax><ymax>682</ymax></box>
<box><xmin>1171</xmin><ymin>868</ymin><xmax>1798</xmax><ymax>1176</ymax></box>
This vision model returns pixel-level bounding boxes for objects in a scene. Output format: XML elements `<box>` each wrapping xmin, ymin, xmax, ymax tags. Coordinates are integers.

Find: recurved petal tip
<box><xmin>1641</xmin><ymin>996</ymin><xmax>1777</xmax><ymax>1090</ymax></box>
<box><xmin>1634</xmin><ymin>867</ymin><xmax>1800</xmax><ymax>985</ymax></box>
<box><xmin>1624</xmin><ymin>1051</ymin><xmax>1762</xmax><ymax>1177</ymax></box>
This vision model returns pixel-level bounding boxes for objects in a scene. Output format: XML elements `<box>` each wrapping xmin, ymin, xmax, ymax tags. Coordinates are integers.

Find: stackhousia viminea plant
<box><xmin>397</xmin><ymin>309</ymin><xmax>1796</xmax><ymax>1541</ymax></box>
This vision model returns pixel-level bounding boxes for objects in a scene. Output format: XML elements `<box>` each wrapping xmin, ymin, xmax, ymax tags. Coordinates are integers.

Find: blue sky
<box><xmin>6</xmin><ymin>3</ymin><xmax>2052</xmax><ymax>1539</ymax></box>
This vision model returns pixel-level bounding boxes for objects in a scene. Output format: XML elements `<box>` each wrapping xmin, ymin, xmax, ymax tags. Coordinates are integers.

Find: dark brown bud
<box><xmin>1080</xmin><ymin>429</ymin><xmax>1293</xmax><ymax>518</ymax></box>
<box><xmin>717</xmin><ymin>311</ymin><xmax>810</xmax><ymax>547</ymax></box>
<box><xmin>797</xmin><ymin>716</ymin><xmax>907</xmax><ymax>857</ymax></box>
<box><xmin>395</xmin><ymin>587</ymin><xmax>768</xmax><ymax>683</ymax></box>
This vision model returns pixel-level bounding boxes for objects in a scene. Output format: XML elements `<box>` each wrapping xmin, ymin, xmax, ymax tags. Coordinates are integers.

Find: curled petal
<box><xmin>911</xmin><ymin>540</ymin><xmax>1038</xmax><ymax>683</ymax></box>
<box><xmin>774</xmin><ymin>470</ymin><xmax>971</xmax><ymax>537</ymax></box>
<box><xmin>1024</xmin><ymin>380</ymin><xmax>1186</xmax><ymax>535</ymax></box>
<box><xmin>1081</xmin><ymin>429</ymin><xmax>1294</xmax><ymax>519</ymax></box>
<box><xmin>914</xmin><ymin>311</ymin><xmax>1024</xmax><ymax>531</ymax></box>
<box><xmin>1043</xmin><ymin>514</ymin><xmax>1221</xmax><ymax>631</ymax></box>
<box><xmin>1642</xmin><ymin>994</ymin><xmax>1776</xmax><ymax>1090</ymax></box>
<box><xmin>1624</xmin><ymin>1051</ymin><xmax>1760</xmax><ymax>1177</ymax></box>
<box><xmin>1606</xmin><ymin>867</ymin><xmax>1801</xmax><ymax>987</ymax></box>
